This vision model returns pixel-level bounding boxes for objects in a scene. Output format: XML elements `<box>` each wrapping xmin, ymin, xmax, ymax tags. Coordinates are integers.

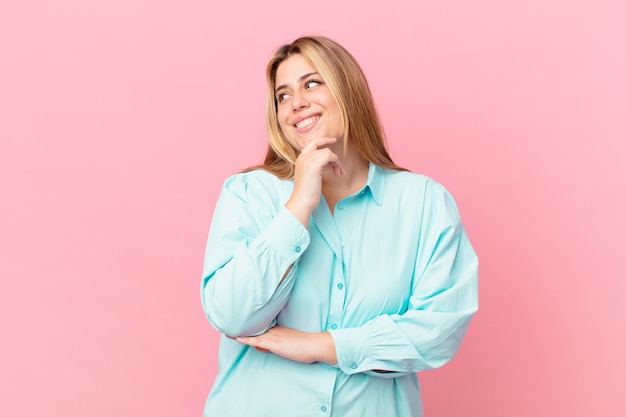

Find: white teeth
<box><xmin>295</xmin><ymin>116</ymin><xmax>320</xmax><ymax>129</ymax></box>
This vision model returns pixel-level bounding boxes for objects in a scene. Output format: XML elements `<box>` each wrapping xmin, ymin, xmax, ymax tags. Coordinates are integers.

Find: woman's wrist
<box><xmin>314</xmin><ymin>332</ymin><xmax>338</xmax><ymax>365</ymax></box>
<box><xmin>285</xmin><ymin>198</ymin><xmax>314</xmax><ymax>228</ymax></box>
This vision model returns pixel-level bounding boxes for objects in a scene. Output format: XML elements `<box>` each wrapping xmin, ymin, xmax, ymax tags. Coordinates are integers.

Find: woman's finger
<box><xmin>300</xmin><ymin>136</ymin><xmax>338</xmax><ymax>154</ymax></box>
<box><xmin>330</xmin><ymin>160</ymin><xmax>344</xmax><ymax>176</ymax></box>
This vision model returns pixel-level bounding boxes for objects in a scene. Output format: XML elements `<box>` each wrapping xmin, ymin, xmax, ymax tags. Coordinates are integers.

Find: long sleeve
<box><xmin>201</xmin><ymin>172</ymin><xmax>310</xmax><ymax>337</ymax></box>
<box><xmin>328</xmin><ymin>182</ymin><xmax>479</xmax><ymax>377</ymax></box>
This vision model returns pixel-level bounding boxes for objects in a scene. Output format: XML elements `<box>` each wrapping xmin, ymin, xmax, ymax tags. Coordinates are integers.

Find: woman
<box><xmin>201</xmin><ymin>36</ymin><xmax>478</xmax><ymax>416</ymax></box>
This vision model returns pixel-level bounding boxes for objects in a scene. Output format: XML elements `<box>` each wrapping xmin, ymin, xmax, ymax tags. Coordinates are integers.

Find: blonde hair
<box><xmin>245</xmin><ymin>36</ymin><xmax>406</xmax><ymax>178</ymax></box>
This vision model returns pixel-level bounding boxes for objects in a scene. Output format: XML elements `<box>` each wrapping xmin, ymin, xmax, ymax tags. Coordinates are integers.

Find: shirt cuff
<box><xmin>328</xmin><ymin>327</ymin><xmax>371</xmax><ymax>375</ymax></box>
<box><xmin>261</xmin><ymin>206</ymin><xmax>310</xmax><ymax>263</ymax></box>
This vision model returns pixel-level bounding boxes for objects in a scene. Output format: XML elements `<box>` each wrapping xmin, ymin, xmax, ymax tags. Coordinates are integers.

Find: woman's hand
<box><xmin>285</xmin><ymin>137</ymin><xmax>344</xmax><ymax>228</ymax></box>
<box><xmin>235</xmin><ymin>326</ymin><xmax>338</xmax><ymax>365</ymax></box>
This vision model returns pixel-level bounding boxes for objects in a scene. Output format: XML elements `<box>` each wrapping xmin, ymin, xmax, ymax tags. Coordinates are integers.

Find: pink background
<box><xmin>1</xmin><ymin>0</ymin><xmax>625</xmax><ymax>416</ymax></box>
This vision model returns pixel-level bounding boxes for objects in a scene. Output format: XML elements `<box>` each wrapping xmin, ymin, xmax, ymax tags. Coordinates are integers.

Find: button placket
<box><xmin>327</xmin><ymin>267</ymin><xmax>345</xmax><ymax>332</ymax></box>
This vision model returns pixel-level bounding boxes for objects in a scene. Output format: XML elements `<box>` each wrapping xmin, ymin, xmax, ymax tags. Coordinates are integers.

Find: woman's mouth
<box><xmin>294</xmin><ymin>115</ymin><xmax>321</xmax><ymax>132</ymax></box>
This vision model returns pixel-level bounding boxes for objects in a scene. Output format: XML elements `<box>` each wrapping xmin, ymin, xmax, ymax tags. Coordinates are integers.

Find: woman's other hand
<box><xmin>235</xmin><ymin>326</ymin><xmax>338</xmax><ymax>365</ymax></box>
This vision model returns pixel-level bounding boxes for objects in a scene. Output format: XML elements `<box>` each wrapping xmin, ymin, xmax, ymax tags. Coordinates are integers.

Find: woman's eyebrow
<box><xmin>275</xmin><ymin>72</ymin><xmax>320</xmax><ymax>93</ymax></box>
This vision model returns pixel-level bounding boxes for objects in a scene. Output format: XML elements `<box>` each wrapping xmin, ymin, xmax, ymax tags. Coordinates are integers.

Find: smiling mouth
<box><xmin>295</xmin><ymin>115</ymin><xmax>321</xmax><ymax>130</ymax></box>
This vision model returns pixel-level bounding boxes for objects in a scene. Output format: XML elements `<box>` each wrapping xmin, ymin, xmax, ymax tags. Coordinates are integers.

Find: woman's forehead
<box><xmin>275</xmin><ymin>55</ymin><xmax>318</xmax><ymax>85</ymax></box>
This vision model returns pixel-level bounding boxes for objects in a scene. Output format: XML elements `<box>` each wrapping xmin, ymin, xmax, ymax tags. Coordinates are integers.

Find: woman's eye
<box><xmin>305</xmin><ymin>80</ymin><xmax>321</xmax><ymax>89</ymax></box>
<box><xmin>277</xmin><ymin>93</ymin><xmax>290</xmax><ymax>103</ymax></box>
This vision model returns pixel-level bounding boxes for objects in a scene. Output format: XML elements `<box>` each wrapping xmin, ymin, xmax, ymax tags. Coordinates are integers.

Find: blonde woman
<box><xmin>201</xmin><ymin>36</ymin><xmax>478</xmax><ymax>416</ymax></box>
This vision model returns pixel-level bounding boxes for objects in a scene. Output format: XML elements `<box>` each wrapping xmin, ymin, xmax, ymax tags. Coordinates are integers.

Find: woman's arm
<box><xmin>201</xmin><ymin>173</ymin><xmax>310</xmax><ymax>337</ymax></box>
<box><xmin>329</xmin><ymin>184</ymin><xmax>479</xmax><ymax>376</ymax></box>
<box><xmin>202</xmin><ymin>138</ymin><xmax>343</xmax><ymax>337</ymax></box>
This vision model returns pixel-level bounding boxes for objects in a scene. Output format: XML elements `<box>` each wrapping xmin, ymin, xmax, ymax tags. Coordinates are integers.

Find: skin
<box><xmin>234</xmin><ymin>54</ymin><xmax>370</xmax><ymax>366</ymax></box>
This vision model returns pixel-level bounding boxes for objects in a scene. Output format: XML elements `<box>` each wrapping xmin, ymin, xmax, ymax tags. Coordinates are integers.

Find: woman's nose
<box><xmin>292</xmin><ymin>91</ymin><xmax>310</xmax><ymax>112</ymax></box>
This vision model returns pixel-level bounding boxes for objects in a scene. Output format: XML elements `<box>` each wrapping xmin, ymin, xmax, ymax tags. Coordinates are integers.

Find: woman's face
<box><xmin>274</xmin><ymin>54</ymin><xmax>343</xmax><ymax>151</ymax></box>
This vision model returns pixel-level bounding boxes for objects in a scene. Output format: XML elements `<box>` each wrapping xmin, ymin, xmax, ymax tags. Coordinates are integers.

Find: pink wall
<box><xmin>1</xmin><ymin>1</ymin><xmax>624</xmax><ymax>416</ymax></box>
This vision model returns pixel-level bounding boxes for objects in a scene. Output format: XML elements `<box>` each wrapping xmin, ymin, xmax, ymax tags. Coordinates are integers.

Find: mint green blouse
<box><xmin>201</xmin><ymin>163</ymin><xmax>478</xmax><ymax>416</ymax></box>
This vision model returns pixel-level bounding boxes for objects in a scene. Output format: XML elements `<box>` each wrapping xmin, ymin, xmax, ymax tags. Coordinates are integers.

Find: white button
<box><xmin>337</xmin><ymin>203</ymin><xmax>344</xmax><ymax>210</ymax></box>
<box><xmin>295</xmin><ymin>246</ymin><xmax>301</xmax><ymax>252</ymax></box>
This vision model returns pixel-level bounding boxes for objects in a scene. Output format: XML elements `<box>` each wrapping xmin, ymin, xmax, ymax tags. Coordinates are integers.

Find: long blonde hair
<box><xmin>245</xmin><ymin>36</ymin><xmax>406</xmax><ymax>178</ymax></box>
